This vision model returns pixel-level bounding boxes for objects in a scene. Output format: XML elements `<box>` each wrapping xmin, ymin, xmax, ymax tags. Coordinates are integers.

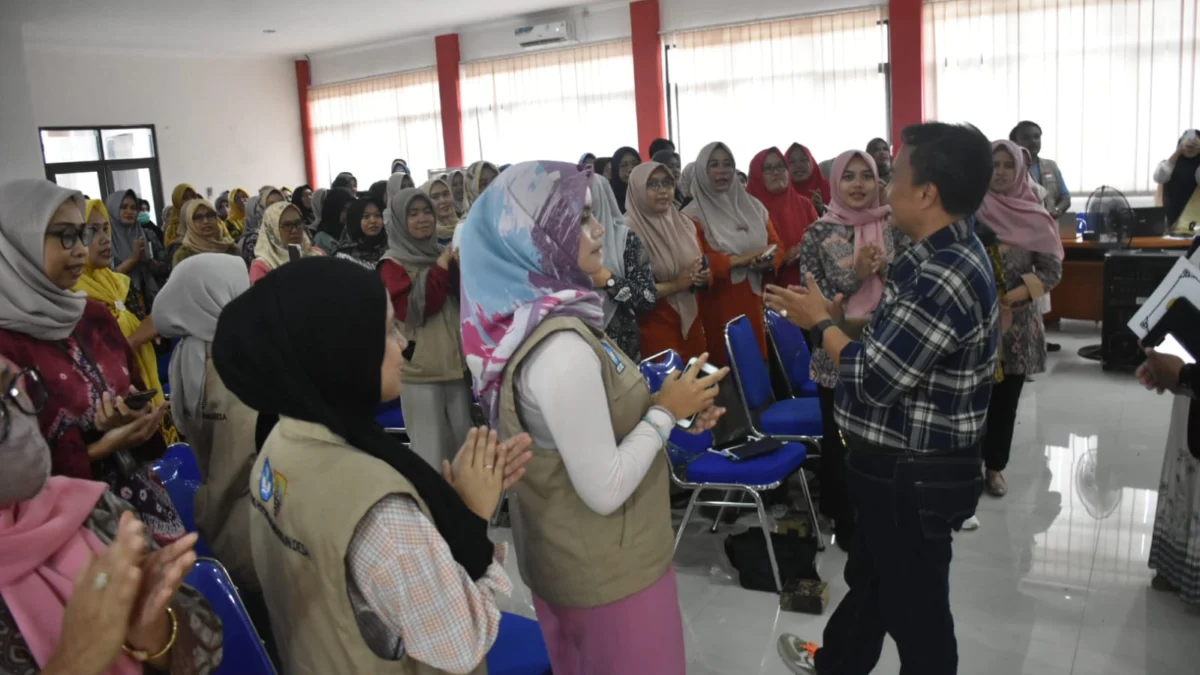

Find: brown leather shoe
<box><xmin>986</xmin><ymin>470</ymin><xmax>1008</xmax><ymax>497</ymax></box>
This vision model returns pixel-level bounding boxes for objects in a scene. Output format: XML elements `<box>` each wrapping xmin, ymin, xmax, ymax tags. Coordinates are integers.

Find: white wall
<box><xmin>0</xmin><ymin>23</ymin><xmax>44</xmax><ymax>186</ymax></box>
<box><xmin>659</xmin><ymin>0</ymin><xmax>878</xmax><ymax>33</ymax></box>
<box><xmin>23</xmin><ymin>45</ymin><xmax>306</xmax><ymax>201</ymax></box>
<box><xmin>310</xmin><ymin>35</ymin><xmax>436</xmax><ymax>87</ymax></box>
<box><xmin>458</xmin><ymin>2</ymin><xmax>630</xmax><ymax>63</ymax></box>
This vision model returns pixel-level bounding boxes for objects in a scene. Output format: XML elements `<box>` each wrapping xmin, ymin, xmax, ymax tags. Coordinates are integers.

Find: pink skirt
<box><xmin>532</xmin><ymin>567</ymin><xmax>686</xmax><ymax>675</ymax></box>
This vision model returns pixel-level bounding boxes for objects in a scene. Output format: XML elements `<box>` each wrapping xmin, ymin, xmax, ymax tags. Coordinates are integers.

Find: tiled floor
<box><xmin>492</xmin><ymin>321</ymin><xmax>1199</xmax><ymax>674</ymax></box>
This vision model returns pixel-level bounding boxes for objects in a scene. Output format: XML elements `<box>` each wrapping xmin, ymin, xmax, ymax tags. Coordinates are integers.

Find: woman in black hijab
<box><xmin>336</xmin><ymin>197</ymin><xmax>388</xmax><ymax>270</ymax></box>
<box><xmin>1155</xmin><ymin>129</ymin><xmax>1200</xmax><ymax>232</ymax></box>
<box><xmin>211</xmin><ymin>256</ymin><xmax>532</xmax><ymax>673</ymax></box>
<box><xmin>291</xmin><ymin>184</ymin><xmax>316</xmax><ymax>225</ymax></box>
<box><xmin>312</xmin><ymin>187</ymin><xmax>355</xmax><ymax>254</ymax></box>
<box><xmin>331</xmin><ymin>172</ymin><xmax>357</xmax><ymax>192</ymax></box>
<box><xmin>368</xmin><ymin>180</ymin><xmax>388</xmax><ymax>207</ymax></box>
<box><xmin>610</xmin><ymin>146</ymin><xmax>642</xmax><ymax>213</ymax></box>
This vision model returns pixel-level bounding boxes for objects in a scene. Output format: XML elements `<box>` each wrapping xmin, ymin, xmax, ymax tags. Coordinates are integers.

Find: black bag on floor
<box><xmin>724</xmin><ymin>527</ymin><xmax>819</xmax><ymax>593</ymax></box>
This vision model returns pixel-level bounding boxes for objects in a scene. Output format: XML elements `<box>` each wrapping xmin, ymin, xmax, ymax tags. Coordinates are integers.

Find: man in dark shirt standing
<box><xmin>766</xmin><ymin>122</ymin><xmax>998</xmax><ymax>675</ymax></box>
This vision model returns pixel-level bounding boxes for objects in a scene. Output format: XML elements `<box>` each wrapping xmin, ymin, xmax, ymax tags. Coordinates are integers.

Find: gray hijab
<box><xmin>384</xmin><ymin>188</ymin><xmax>444</xmax><ymax>330</ymax></box>
<box><xmin>381</xmin><ymin>172</ymin><xmax>409</xmax><ymax>225</ymax></box>
<box><xmin>151</xmin><ymin>253</ymin><xmax>250</xmax><ymax>439</ymax></box>
<box><xmin>310</xmin><ymin>188</ymin><xmax>329</xmax><ymax>229</ymax></box>
<box><xmin>589</xmin><ymin>174</ymin><xmax>629</xmax><ymax>327</ymax></box>
<box><xmin>0</xmin><ymin>179</ymin><xmax>88</xmax><ymax>340</ymax></box>
<box><xmin>105</xmin><ymin>190</ymin><xmax>158</xmax><ymax>295</ymax></box>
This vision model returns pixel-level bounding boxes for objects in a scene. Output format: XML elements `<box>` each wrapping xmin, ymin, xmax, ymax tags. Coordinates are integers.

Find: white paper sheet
<box><xmin>1127</xmin><ymin>257</ymin><xmax>1200</xmax><ymax>339</ymax></box>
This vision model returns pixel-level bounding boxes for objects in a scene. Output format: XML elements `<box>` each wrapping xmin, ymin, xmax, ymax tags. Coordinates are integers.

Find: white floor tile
<box><xmin>488</xmin><ymin>323</ymin><xmax>1200</xmax><ymax>673</ymax></box>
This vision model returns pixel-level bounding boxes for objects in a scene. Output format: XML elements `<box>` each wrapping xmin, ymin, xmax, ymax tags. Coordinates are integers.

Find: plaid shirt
<box><xmin>346</xmin><ymin>494</ymin><xmax>511</xmax><ymax>672</ymax></box>
<box><xmin>834</xmin><ymin>217</ymin><xmax>998</xmax><ymax>451</ymax></box>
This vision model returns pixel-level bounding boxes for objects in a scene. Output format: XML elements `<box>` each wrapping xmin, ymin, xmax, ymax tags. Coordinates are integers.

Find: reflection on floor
<box><xmin>491</xmin><ymin>321</ymin><xmax>1199</xmax><ymax>674</ymax></box>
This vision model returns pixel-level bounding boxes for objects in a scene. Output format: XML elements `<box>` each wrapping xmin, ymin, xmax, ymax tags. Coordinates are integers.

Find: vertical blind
<box><xmin>308</xmin><ymin>69</ymin><xmax>444</xmax><ymax>188</ymax></box>
<box><xmin>666</xmin><ymin>9</ymin><xmax>890</xmax><ymax>169</ymax></box>
<box><xmin>924</xmin><ymin>0</ymin><xmax>1200</xmax><ymax>195</ymax></box>
<box><xmin>461</xmin><ymin>41</ymin><xmax>638</xmax><ymax>165</ymax></box>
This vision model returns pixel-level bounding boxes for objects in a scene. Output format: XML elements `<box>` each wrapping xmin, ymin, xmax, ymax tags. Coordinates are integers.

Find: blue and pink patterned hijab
<box><xmin>459</xmin><ymin>161</ymin><xmax>604</xmax><ymax>427</ymax></box>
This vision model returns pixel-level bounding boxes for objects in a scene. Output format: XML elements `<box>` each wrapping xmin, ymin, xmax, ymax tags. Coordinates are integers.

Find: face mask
<box><xmin>0</xmin><ymin>403</ymin><xmax>52</xmax><ymax>506</ymax></box>
<box><xmin>137</xmin><ymin>212</ymin><xmax>151</xmax><ymax>225</ymax></box>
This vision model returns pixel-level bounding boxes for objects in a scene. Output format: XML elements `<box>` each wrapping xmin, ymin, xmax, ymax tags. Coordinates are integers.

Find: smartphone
<box><xmin>758</xmin><ymin>244</ymin><xmax>778</xmax><ymax>260</ymax></box>
<box><xmin>288</xmin><ymin>244</ymin><xmax>302</xmax><ymax>262</ymax></box>
<box><xmin>675</xmin><ymin>357</ymin><xmax>722</xmax><ymax>429</ymax></box>
<box><xmin>692</xmin><ymin>256</ymin><xmax>711</xmax><ymax>290</ymax></box>
<box><xmin>123</xmin><ymin>389</ymin><xmax>158</xmax><ymax>411</ymax></box>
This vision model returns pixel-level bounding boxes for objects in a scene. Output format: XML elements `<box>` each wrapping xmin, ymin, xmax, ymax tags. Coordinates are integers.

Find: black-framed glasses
<box><xmin>278</xmin><ymin>220</ymin><xmax>305</xmax><ymax>233</ymax></box>
<box><xmin>1</xmin><ymin>367</ymin><xmax>48</xmax><ymax>444</ymax></box>
<box><xmin>192</xmin><ymin>212</ymin><xmax>220</xmax><ymax>224</ymax></box>
<box><xmin>46</xmin><ymin>225</ymin><xmax>96</xmax><ymax>250</ymax></box>
<box><xmin>646</xmin><ymin>178</ymin><xmax>676</xmax><ymax>191</ymax></box>
<box><xmin>762</xmin><ymin>163</ymin><xmax>789</xmax><ymax>175</ymax></box>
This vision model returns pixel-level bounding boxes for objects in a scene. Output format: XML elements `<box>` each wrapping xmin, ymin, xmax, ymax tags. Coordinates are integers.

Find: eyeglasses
<box><xmin>278</xmin><ymin>220</ymin><xmax>305</xmax><ymax>233</ymax></box>
<box><xmin>192</xmin><ymin>212</ymin><xmax>220</xmax><ymax>224</ymax></box>
<box><xmin>1</xmin><ymin>367</ymin><xmax>48</xmax><ymax>444</ymax></box>
<box><xmin>762</xmin><ymin>163</ymin><xmax>788</xmax><ymax>175</ymax></box>
<box><xmin>46</xmin><ymin>225</ymin><xmax>96</xmax><ymax>250</ymax></box>
<box><xmin>646</xmin><ymin>178</ymin><xmax>676</xmax><ymax>191</ymax></box>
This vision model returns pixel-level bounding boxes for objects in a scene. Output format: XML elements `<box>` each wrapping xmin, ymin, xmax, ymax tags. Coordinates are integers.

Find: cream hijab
<box><xmin>254</xmin><ymin>202</ymin><xmax>314</xmax><ymax>270</ymax></box>
<box><xmin>682</xmin><ymin>142</ymin><xmax>770</xmax><ymax>293</ymax></box>
<box><xmin>0</xmin><ymin>179</ymin><xmax>88</xmax><ymax>340</ymax></box>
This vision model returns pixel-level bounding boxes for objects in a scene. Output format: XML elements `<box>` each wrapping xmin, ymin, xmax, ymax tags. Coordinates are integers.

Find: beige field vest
<box><xmin>499</xmin><ymin>316</ymin><xmax>674</xmax><ymax>608</ymax></box>
<box><xmin>249</xmin><ymin>417</ymin><xmax>485</xmax><ymax>675</ymax></box>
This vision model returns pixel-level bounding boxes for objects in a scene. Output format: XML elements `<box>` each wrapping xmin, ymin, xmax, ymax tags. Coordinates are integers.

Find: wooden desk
<box><xmin>1046</xmin><ymin>236</ymin><xmax>1192</xmax><ymax>323</ymax></box>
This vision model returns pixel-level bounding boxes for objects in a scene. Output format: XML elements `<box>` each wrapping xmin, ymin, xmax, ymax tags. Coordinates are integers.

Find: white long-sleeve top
<box><xmin>1154</xmin><ymin>159</ymin><xmax>1200</xmax><ymax>185</ymax></box>
<box><xmin>515</xmin><ymin>331</ymin><xmax>674</xmax><ymax>516</ymax></box>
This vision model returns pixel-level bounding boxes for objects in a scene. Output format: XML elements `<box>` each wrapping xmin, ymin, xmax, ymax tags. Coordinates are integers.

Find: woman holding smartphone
<box><xmin>683</xmin><ymin>142</ymin><xmax>784</xmax><ymax>365</ymax></box>
<box><xmin>459</xmin><ymin>161</ymin><xmax>727</xmax><ymax>675</ymax></box>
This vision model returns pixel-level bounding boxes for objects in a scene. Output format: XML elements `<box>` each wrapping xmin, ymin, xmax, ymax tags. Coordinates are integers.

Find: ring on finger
<box><xmin>93</xmin><ymin>572</ymin><xmax>110</xmax><ymax>591</ymax></box>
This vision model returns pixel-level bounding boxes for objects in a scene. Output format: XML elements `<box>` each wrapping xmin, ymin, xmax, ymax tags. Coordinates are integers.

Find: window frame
<box><xmin>38</xmin><ymin>124</ymin><xmax>165</xmax><ymax>214</ymax></box>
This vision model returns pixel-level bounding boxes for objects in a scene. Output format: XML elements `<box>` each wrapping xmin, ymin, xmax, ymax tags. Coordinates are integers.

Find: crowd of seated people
<box><xmin>0</xmin><ymin>120</ymin><xmax>1196</xmax><ymax>675</ymax></box>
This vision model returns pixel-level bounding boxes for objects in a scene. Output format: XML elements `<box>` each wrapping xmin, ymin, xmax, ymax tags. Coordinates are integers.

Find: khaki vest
<box><xmin>499</xmin><ymin>316</ymin><xmax>674</xmax><ymax>608</ymax></box>
<box><xmin>1034</xmin><ymin>157</ymin><xmax>1063</xmax><ymax>211</ymax></box>
<box><xmin>249</xmin><ymin>417</ymin><xmax>485</xmax><ymax>675</ymax></box>
<box><xmin>192</xmin><ymin>345</ymin><xmax>259</xmax><ymax>590</ymax></box>
<box><xmin>386</xmin><ymin>260</ymin><xmax>466</xmax><ymax>384</ymax></box>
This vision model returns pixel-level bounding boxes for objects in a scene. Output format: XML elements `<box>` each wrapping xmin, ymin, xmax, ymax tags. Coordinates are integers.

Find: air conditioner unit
<box><xmin>514</xmin><ymin>21</ymin><xmax>576</xmax><ymax>49</ymax></box>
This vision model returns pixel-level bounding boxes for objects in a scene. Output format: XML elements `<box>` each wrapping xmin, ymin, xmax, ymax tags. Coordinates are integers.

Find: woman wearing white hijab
<box><xmin>682</xmin><ymin>141</ymin><xmax>783</xmax><ymax>365</ymax></box>
<box><xmin>588</xmin><ymin>173</ymin><xmax>657</xmax><ymax>360</ymax></box>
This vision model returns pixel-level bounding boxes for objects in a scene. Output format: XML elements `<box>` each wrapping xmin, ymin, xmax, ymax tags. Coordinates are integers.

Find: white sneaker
<box><xmin>777</xmin><ymin>634</ymin><xmax>819</xmax><ymax>674</ymax></box>
<box><xmin>960</xmin><ymin>515</ymin><xmax>981</xmax><ymax>531</ymax></box>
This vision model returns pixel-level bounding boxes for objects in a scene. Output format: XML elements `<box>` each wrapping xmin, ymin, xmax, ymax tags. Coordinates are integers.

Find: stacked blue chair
<box><xmin>725</xmin><ymin>315</ymin><xmax>823</xmax><ymax>441</ymax></box>
<box><xmin>487</xmin><ymin>612</ymin><xmax>553</xmax><ymax>675</ymax></box>
<box><xmin>185</xmin><ymin>558</ymin><xmax>276</xmax><ymax>674</ymax></box>
<box><xmin>639</xmin><ymin>350</ymin><xmax>822</xmax><ymax>593</ymax></box>
<box><xmin>150</xmin><ymin>443</ymin><xmax>215</xmax><ymax>558</ymax></box>
<box><xmin>375</xmin><ymin>398</ymin><xmax>407</xmax><ymax>441</ymax></box>
<box><xmin>765</xmin><ymin>310</ymin><xmax>819</xmax><ymax>398</ymax></box>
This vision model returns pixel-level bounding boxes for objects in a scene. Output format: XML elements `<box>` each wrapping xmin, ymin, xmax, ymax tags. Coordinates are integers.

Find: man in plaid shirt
<box><xmin>766</xmin><ymin>122</ymin><xmax>998</xmax><ymax>675</ymax></box>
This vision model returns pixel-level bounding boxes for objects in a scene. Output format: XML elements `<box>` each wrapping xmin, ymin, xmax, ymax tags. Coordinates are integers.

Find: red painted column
<box><xmin>435</xmin><ymin>34</ymin><xmax>466</xmax><ymax>169</ymax></box>
<box><xmin>888</xmin><ymin>0</ymin><xmax>924</xmax><ymax>143</ymax></box>
<box><xmin>295</xmin><ymin>59</ymin><xmax>317</xmax><ymax>188</ymax></box>
<box><xmin>630</xmin><ymin>0</ymin><xmax>667</xmax><ymax>159</ymax></box>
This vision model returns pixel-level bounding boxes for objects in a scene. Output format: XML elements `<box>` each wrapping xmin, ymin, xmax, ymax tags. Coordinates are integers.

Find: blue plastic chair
<box><xmin>150</xmin><ymin>443</ymin><xmax>214</xmax><ymax>558</ymax></box>
<box><xmin>185</xmin><ymin>558</ymin><xmax>276</xmax><ymax>674</ymax></box>
<box><xmin>487</xmin><ymin>612</ymin><xmax>553</xmax><ymax>675</ymax></box>
<box><xmin>375</xmin><ymin>398</ymin><xmax>407</xmax><ymax>440</ymax></box>
<box><xmin>639</xmin><ymin>353</ymin><xmax>823</xmax><ymax>592</ymax></box>
<box><xmin>724</xmin><ymin>315</ymin><xmax>823</xmax><ymax>440</ymax></box>
<box><xmin>765</xmin><ymin>310</ymin><xmax>819</xmax><ymax>398</ymax></box>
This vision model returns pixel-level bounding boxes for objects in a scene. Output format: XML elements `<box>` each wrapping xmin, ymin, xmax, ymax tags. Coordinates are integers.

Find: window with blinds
<box><xmin>308</xmin><ymin>68</ymin><xmax>444</xmax><ymax>188</ymax></box>
<box><xmin>665</xmin><ymin>9</ymin><xmax>890</xmax><ymax>169</ymax></box>
<box><xmin>924</xmin><ymin>0</ymin><xmax>1200</xmax><ymax>195</ymax></box>
<box><xmin>461</xmin><ymin>41</ymin><xmax>638</xmax><ymax>165</ymax></box>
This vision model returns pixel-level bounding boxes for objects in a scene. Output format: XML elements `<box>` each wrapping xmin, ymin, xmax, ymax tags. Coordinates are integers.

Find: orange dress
<box><xmin>692</xmin><ymin>218</ymin><xmax>784</xmax><ymax>366</ymax></box>
<box><xmin>639</xmin><ymin>232</ymin><xmax>709</xmax><ymax>363</ymax></box>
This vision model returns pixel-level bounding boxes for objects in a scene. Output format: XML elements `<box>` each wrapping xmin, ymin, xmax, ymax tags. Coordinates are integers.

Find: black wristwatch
<box><xmin>812</xmin><ymin>319</ymin><xmax>837</xmax><ymax>350</ymax></box>
<box><xmin>1179</xmin><ymin>363</ymin><xmax>1196</xmax><ymax>397</ymax></box>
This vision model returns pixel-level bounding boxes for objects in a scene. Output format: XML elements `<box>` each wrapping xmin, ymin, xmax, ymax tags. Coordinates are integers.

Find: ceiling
<box><xmin>9</xmin><ymin>0</ymin><xmax>615</xmax><ymax>57</ymax></box>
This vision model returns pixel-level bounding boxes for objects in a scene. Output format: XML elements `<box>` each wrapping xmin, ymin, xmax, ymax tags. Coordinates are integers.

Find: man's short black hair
<box><xmin>900</xmin><ymin>122</ymin><xmax>993</xmax><ymax>217</ymax></box>
<box><xmin>649</xmin><ymin>137</ymin><xmax>675</xmax><ymax>157</ymax></box>
<box><xmin>1009</xmin><ymin>120</ymin><xmax>1041</xmax><ymax>141</ymax></box>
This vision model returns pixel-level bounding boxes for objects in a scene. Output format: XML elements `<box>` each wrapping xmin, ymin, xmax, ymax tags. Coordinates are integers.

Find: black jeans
<box><xmin>814</xmin><ymin>441</ymin><xmax>982</xmax><ymax>675</ymax></box>
<box><xmin>983</xmin><ymin>374</ymin><xmax>1025</xmax><ymax>472</ymax></box>
<box><xmin>817</xmin><ymin>386</ymin><xmax>852</xmax><ymax>530</ymax></box>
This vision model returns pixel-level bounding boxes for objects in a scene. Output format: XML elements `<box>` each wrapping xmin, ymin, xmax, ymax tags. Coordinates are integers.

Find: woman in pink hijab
<box><xmin>793</xmin><ymin>149</ymin><xmax>910</xmax><ymax>549</ymax></box>
<box><xmin>974</xmin><ymin>139</ymin><xmax>1064</xmax><ymax>500</ymax></box>
<box><xmin>0</xmin><ymin>355</ymin><xmax>223</xmax><ymax>675</ymax></box>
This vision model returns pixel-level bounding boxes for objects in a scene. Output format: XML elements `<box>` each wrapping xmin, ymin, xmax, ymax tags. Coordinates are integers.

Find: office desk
<box><xmin>1046</xmin><ymin>237</ymin><xmax>1192</xmax><ymax>322</ymax></box>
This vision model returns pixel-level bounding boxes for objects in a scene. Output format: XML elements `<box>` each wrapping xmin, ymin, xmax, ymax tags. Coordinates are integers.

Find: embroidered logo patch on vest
<box><xmin>600</xmin><ymin>342</ymin><xmax>626</xmax><ymax>374</ymax></box>
<box><xmin>259</xmin><ymin>460</ymin><xmax>274</xmax><ymax>502</ymax></box>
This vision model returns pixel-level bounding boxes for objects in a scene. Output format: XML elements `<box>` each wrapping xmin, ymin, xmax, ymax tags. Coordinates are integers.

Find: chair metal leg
<box><xmin>674</xmin><ymin>488</ymin><xmax>703</xmax><ymax>554</ymax></box>
<box><xmin>710</xmin><ymin>489</ymin><xmax>734</xmax><ymax>533</ymax></box>
<box><xmin>796</xmin><ymin>467</ymin><xmax>825</xmax><ymax>552</ymax></box>
<box><xmin>750</xmin><ymin>489</ymin><xmax>782</xmax><ymax>593</ymax></box>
